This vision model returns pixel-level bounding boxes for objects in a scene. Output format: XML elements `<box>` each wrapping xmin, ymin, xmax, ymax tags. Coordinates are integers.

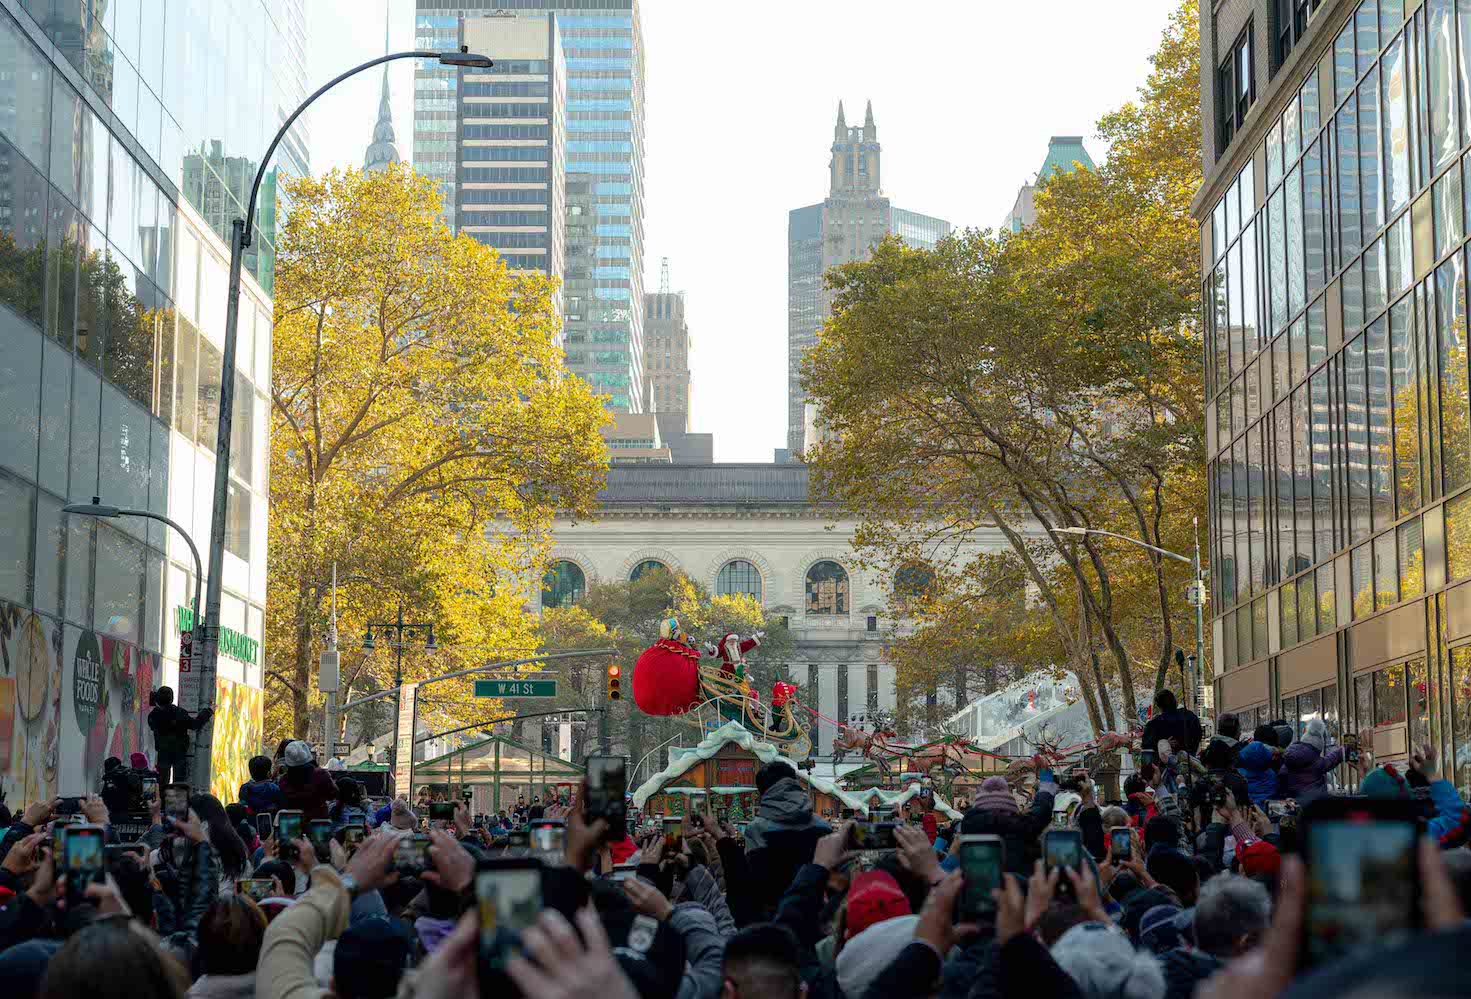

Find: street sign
<box><xmin>474</xmin><ymin>679</ymin><xmax>558</xmax><ymax>698</ymax></box>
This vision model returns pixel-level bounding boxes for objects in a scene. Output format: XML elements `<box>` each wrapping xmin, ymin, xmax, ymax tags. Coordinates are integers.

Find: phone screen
<box><xmin>255</xmin><ymin>814</ymin><xmax>273</xmax><ymax>839</ymax></box>
<box><xmin>142</xmin><ymin>776</ymin><xmax>158</xmax><ymax>801</ymax></box>
<box><xmin>236</xmin><ymin>878</ymin><xmax>275</xmax><ymax>901</ymax></box>
<box><xmin>477</xmin><ymin>865</ymin><xmax>543</xmax><ymax>970</ymax></box>
<box><xmin>1109</xmin><ymin>828</ymin><xmax>1133</xmax><ymax>861</ymax></box>
<box><xmin>344</xmin><ymin>824</ymin><xmax>366</xmax><ymax>847</ymax></box>
<box><xmin>394</xmin><ymin>833</ymin><xmax>432</xmax><ymax>874</ymax></box>
<box><xmin>1045</xmin><ymin>831</ymin><xmax>1083</xmax><ymax>871</ymax></box>
<box><xmin>851</xmin><ymin>821</ymin><xmax>898</xmax><ymax>850</ymax></box>
<box><xmin>1303</xmin><ymin>812</ymin><xmax>1419</xmax><ymax>968</ymax></box>
<box><xmin>507</xmin><ymin>830</ymin><xmax>529</xmax><ymax>850</ymax></box>
<box><xmin>958</xmin><ymin>838</ymin><xmax>1003</xmax><ymax>918</ymax></box>
<box><xmin>308</xmin><ymin>819</ymin><xmax>333</xmax><ymax>855</ymax></box>
<box><xmin>276</xmin><ymin>811</ymin><xmax>303</xmax><ymax>843</ymax></box>
<box><xmin>529</xmin><ymin>821</ymin><xmax>565</xmax><ymax>855</ymax></box>
<box><xmin>586</xmin><ymin>755</ymin><xmax>627</xmax><ymax>835</ymax></box>
<box><xmin>429</xmin><ymin>801</ymin><xmax>456</xmax><ymax>822</ymax></box>
<box><xmin>164</xmin><ymin>784</ymin><xmax>191</xmax><ymax>821</ymax></box>
<box><xmin>662</xmin><ymin>817</ymin><xmax>683</xmax><ymax>854</ymax></box>
<box><xmin>64</xmin><ymin>826</ymin><xmax>106</xmax><ymax>892</ymax></box>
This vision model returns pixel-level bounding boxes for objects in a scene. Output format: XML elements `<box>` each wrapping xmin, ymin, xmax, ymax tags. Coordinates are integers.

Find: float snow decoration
<box><xmin>630</xmin><ymin>620</ymin><xmax>812</xmax><ymax>760</ymax></box>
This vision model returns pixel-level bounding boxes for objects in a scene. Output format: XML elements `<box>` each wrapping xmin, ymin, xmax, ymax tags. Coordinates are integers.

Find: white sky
<box><xmin>307</xmin><ymin>0</ymin><xmax>1180</xmax><ymax>462</ymax></box>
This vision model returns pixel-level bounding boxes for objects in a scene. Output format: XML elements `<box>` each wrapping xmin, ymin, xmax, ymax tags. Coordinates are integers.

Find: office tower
<box><xmin>1001</xmin><ymin>135</ymin><xmax>1095</xmax><ymax>233</ymax></box>
<box><xmin>437</xmin><ymin>15</ymin><xmax>568</xmax><ymax>292</ymax></box>
<box><xmin>0</xmin><ymin>0</ymin><xmax>306</xmax><ymax>803</ymax></box>
<box><xmin>786</xmin><ymin>102</ymin><xmax>950</xmax><ymax>457</ymax></box>
<box><xmin>415</xmin><ymin>0</ymin><xmax>646</xmax><ymax>413</ymax></box>
<box><xmin>364</xmin><ymin>11</ymin><xmax>403</xmax><ymax>173</ymax></box>
<box><xmin>644</xmin><ymin>289</ymin><xmax>689</xmax><ymax>430</ymax></box>
<box><xmin>1195</xmin><ymin>0</ymin><xmax>1462</xmax><ymax>761</ymax></box>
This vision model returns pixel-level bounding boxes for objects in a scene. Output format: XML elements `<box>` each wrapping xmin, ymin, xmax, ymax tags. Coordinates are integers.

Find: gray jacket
<box><xmin>743</xmin><ymin>778</ymin><xmax>828</xmax><ymax>851</ymax></box>
<box><xmin>670</xmin><ymin>902</ymin><xmax>726</xmax><ymax>999</ymax></box>
<box><xmin>676</xmin><ymin>865</ymin><xmax>736</xmax><ymax>937</ymax></box>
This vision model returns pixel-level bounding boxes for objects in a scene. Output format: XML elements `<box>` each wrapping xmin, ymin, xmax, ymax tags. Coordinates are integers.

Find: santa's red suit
<box><xmin>707</xmin><ymin>631</ymin><xmax>762</xmax><ymax>681</ymax></box>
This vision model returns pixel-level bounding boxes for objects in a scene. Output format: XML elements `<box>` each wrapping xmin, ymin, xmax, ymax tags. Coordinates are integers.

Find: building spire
<box><xmin>863</xmin><ymin>99</ymin><xmax>875</xmax><ymax>140</ymax></box>
<box><xmin>363</xmin><ymin>2</ymin><xmax>401</xmax><ymax>172</ymax></box>
<box><xmin>834</xmin><ymin>100</ymin><xmax>847</xmax><ymax>140</ymax></box>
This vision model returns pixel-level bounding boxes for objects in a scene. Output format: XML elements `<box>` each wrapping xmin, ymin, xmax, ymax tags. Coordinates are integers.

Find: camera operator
<box><xmin>99</xmin><ymin>757</ymin><xmax>147</xmax><ymax>817</ymax></box>
<box><xmin>1196</xmin><ymin>713</ymin><xmax>1250</xmax><ymax>830</ymax></box>
<box><xmin>1141</xmin><ymin>689</ymin><xmax>1203</xmax><ymax>759</ymax></box>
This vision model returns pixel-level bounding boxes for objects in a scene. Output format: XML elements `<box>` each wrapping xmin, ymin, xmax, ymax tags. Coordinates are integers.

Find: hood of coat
<box><xmin>1237</xmin><ymin>740</ymin><xmax>1276</xmax><ymax>771</ymax></box>
<box><xmin>755</xmin><ymin>777</ymin><xmax>815</xmax><ymax>826</ymax></box>
<box><xmin>1282</xmin><ymin>740</ymin><xmax>1322</xmax><ymax>771</ymax></box>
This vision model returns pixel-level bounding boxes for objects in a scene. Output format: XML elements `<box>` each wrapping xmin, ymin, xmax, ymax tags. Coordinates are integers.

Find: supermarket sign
<box><xmin>175</xmin><ymin>606</ymin><xmax>260</xmax><ymax>664</ymax></box>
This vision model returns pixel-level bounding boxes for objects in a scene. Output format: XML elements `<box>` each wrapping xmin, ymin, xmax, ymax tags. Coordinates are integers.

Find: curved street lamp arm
<box><xmin>242</xmin><ymin>50</ymin><xmax>446</xmax><ymax>248</ymax></box>
<box><xmin>1069</xmin><ymin>528</ymin><xmax>1193</xmax><ymax>566</ymax></box>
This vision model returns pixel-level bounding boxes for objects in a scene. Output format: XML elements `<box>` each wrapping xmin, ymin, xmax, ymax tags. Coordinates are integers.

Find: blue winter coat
<box><xmin>1236</xmin><ymin>741</ymin><xmax>1280</xmax><ymax>806</ymax></box>
<box><xmin>1425</xmin><ymin>779</ymin><xmax>1471</xmax><ymax>849</ymax></box>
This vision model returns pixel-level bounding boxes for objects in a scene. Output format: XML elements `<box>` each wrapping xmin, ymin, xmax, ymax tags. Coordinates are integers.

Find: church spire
<box><xmin>363</xmin><ymin>3</ymin><xmax>401</xmax><ymax>172</ymax></box>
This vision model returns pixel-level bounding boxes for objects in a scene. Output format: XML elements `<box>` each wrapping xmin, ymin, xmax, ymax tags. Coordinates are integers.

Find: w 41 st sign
<box><xmin>474</xmin><ymin>679</ymin><xmax>557</xmax><ymax>698</ymax></box>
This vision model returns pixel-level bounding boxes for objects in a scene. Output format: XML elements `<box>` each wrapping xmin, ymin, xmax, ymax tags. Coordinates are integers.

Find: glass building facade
<box><xmin>415</xmin><ymin>0</ymin><xmax>646</xmax><ymax>413</ymax></box>
<box><xmin>0</xmin><ymin>0</ymin><xmax>303</xmax><ymax>804</ymax></box>
<box><xmin>1200</xmin><ymin>0</ymin><xmax>1471</xmax><ymax>797</ymax></box>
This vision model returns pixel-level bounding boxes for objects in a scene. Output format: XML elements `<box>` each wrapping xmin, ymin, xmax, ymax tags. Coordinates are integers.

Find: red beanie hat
<box><xmin>1236</xmin><ymin>838</ymin><xmax>1281</xmax><ymax>879</ymax></box>
<box><xmin>845</xmin><ymin>870</ymin><xmax>912</xmax><ymax>939</ymax></box>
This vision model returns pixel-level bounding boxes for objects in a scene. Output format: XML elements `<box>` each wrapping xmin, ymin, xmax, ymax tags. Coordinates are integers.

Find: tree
<box><xmin>801</xmin><ymin>1</ymin><xmax>1204</xmax><ymax>736</ymax></box>
<box><xmin>265</xmin><ymin>165</ymin><xmax>610</xmax><ymax>742</ymax></box>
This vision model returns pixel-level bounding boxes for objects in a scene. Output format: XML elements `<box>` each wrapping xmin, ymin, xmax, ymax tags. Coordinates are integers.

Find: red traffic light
<box><xmin>608</xmin><ymin>664</ymin><xmax>621</xmax><ymax>677</ymax></box>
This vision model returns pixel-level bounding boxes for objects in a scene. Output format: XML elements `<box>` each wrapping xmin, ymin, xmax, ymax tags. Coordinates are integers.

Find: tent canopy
<box><xmin>414</xmin><ymin>733</ymin><xmax>585</xmax><ymax>810</ymax></box>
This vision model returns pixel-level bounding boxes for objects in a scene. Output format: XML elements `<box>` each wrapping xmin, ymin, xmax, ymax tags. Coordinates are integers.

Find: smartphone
<box><xmin>343</xmin><ymin>823</ymin><xmax>367</xmax><ymax>848</ymax></box>
<box><xmin>462</xmin><ymin>789</ymin><xmax>473</xmax><ymax>803</ymax></box>
<box><xmin>1300</xmin><ymin>798</ymin><xmax>1422</xmax><ymax>970</ymax></box>
<box><xmin>308</xmin><ymin>819</ymin><xmax>333</xmax><ymax>858</ymax></box>
<box><xmin>529</xmin><ymin>818</ymin><xmax>566</xmax><ymax>857</ymax></box>
<box><xmin>393</xmin><ymin>833</ymin><xmax>433</xmax><ymax>875</ymax></box>
<box><xmin>141</xmin><ymin>776</ymin><xmax>159</xmax><ymax>802</ymax></box>
<box><xmin>164</xmin><ymin>783</ymin><xmax>191</xmax><ymax>822</ymax></box>
<box><xmin>957</xmin><ymin>834</ymin><xmax>1004</xmax><ymax>920</ymax></box>
<box><xmin>63</xmin><ymin>824</ymin><xmax>106</xmax><ymax>901</ymax></box>
<box><xmin>662</xmin><ymin>816</ymin><xmax>684</xmax><ymax>854</ymax></box>
<box><xmin>735</xmin><ymin>822</ymin><xmax>747</xmax><ymax>838</ymax></box>
<box><xmin>275</xmin><ymin>810</ymin><xmax>303</xmax><ymax>862</ymax></box>
<box><xmin>848</xmin><ymin>821</ymin><xmax>899</xmax><ymax>851</ymax></box>
<box><xmin>255</xmin><ymin>813</ymin><xmax>273</xmax><ymax>840</ymax></box>
<box><xmin>507</xmin><ymin>830</ymin><xmax>530</xmax><ymax>851</ymax></box>
<box><xmin>1139</xmin><ymin>749</ymin><xmax>1157</xmax><ymax>767</ymax></box>
<box><xmin>1044</xmin><ymin>829</ymin><xmax>1084</xmax><ymax>896</ymax></box>
<box><xmin>236</xmin><ymin>878</ymin><xmax>275</xmax><ymax>901</ymax></box>
<box><xmin>429</xmin><ymin>801</ymin><xmax>456</xmax><ymax>823</ymax></box>
<box><xmin>1267</xmin><ymin>800</ymin><xmax>1291</xmax><ymax>820</ymax></box>
<box><xmin>477</xmin><ymin>859</ymin><xmax>543</xmax><ymax>974</ymax></box>
<box><xmin>585</xmin><ymin>755</ymin><xmax>627</xmax><ymax>838</ymax></box>
<box><xmin>1109</xmin><ymin>828</ymin><xmax>1133</xmax><ymax>861</ymax></box>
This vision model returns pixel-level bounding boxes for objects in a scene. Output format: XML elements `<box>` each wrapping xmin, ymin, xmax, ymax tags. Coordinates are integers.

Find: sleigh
<box><xmin>632</xmin><ymin>637</ymin><xmax>812</xmax><ymax>760</ymax></box>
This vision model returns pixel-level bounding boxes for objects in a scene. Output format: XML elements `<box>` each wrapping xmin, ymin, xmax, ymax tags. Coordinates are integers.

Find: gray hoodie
<box><xmin>743</xmin><ymin>777</ymin><xmax>829</xmax><ymax>851</ymax></box>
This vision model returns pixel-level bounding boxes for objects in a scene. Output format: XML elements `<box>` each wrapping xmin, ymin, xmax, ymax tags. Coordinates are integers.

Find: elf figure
<box><xmin>770</xmin><ymin>680</ymin><xmax>797</xmax><ymax>710</ymax></box>
<box><xmin>705</xmin><ymin>631</ymin><xmax>763</xmax><ymax>682</ymax></box>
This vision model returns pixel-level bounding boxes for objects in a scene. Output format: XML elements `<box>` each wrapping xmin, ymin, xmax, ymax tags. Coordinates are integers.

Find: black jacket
<box><xmin>959</xmin><ymin>788</ymin><xmax>1057</xmax><ymax>876</ymax></box>
<box><xmin>1141</xmin><ymin>708</ymin><xmax>1203</xmax><ymax>757</ymax></box>
<box><xmin>743</xmin><ymin>779</ymin><xmax>831</xmax><ymax>920</ymax></box>
<box><xmin>148</xmin><ymin>704</ymin><xmax>210</xmax><ymax>757</ymax></box>
<box><xmin>1160</xmin><ymin>948</ymin><xmax>1222</xmax><ymax>999</ymax></box>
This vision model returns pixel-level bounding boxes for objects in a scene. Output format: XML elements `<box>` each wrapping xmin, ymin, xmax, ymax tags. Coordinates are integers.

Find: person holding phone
<box><xmin>958</xmin><ymin>770</ymin><xmax>1058</xmax><ymax>876</ymax></box>
<box><xmin>1359</xmin><ymin>745</ymin><xmax>1471</xmax><ymax>849</ymax></box>
<box><xmin>276</xmin><ymin>741</ymin><xmax>337</xmax><ymax>821</ymax></box>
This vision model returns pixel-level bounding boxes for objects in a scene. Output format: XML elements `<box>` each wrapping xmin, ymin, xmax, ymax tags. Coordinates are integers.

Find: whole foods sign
<box><xmin>174</xmin><ymin>607</ymin><xmax>260</xmax><ymax>665</ymax></box>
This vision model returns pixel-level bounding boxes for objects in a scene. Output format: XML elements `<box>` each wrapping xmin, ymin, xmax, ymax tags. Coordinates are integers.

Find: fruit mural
<box><xmin>211</xmin><ymin>675</ymin><xmax>264</xmax><ymax>802</ymax></box>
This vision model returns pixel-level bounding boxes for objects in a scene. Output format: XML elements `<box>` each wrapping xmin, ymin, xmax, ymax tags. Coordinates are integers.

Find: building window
<box><xmin>715</xmin><ymin>560</ymin><xmax>762</xmax><ymax>602</ymax></box>
<box><xmin>1219</xmin><ymin>22</ymin><xmax>1255</xmax><ymax>152</ymax></box>
<box><xmin>805</xmin><ymin>561</ymin><xmax>849</xmax><ymax>615</ymax></box>
<box><xmin>541</xmin><ymin>560</ymin><xmax>586</xmax><ymax>608</ymax></box>
<box><xmin>1276</xmin><ymin>0</ymin><xmax>1324</xmax><ymax>66</ymax></box>
<box><xmin>629</xmin><ymin>559</ymin><xmax>668</xmax><ymax>582</ymax></box>
<box><xmin>866</xmin><ymin>615</ymin><xmax>877</xmax><ymax>632</ymax></box>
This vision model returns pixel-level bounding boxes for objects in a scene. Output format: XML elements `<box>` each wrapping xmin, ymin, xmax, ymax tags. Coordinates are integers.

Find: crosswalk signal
<box><xmin>607</xmin><ymin>662</ymin><xmax>621</xmax><ymax>701</ymax></box>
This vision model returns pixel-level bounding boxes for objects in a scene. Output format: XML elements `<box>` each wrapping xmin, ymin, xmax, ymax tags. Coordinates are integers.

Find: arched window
<box><xmin>716</xmin><ymin>560</ymin><xmax>762</xmax><ymax>602</ymax></box>
<box><xmin>630</xmin><ymin>559</ymin><xmax>669</xmax><ymax>582</ymax></box>
<box><xmin>805</xmin><ymin>560</ymin><xmax>848</xmax><ymax>615</ymax></box>
<box><xmin>541</xmin><ymin>560</ymin><xmax>585</xmax><ymax>608</ymax></box>
<box><xmin>893</xmin><ymin>564</ymin><xmax>935</xmax><ymax>599</ymax></box>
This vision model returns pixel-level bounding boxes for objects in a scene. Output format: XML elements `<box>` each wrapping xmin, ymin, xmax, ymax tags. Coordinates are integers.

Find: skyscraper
<box><xmin>0</xmin><ymin>0</ymin><xmax>306</xmax><ymax>803</ymax></box>
<box><xmin>1001</xmin><ymin>135</ymin><xmax>1095</xmax><ymax>233</ymax></box>
<box><xmin>364</xmin><ymin>9</ymin><xmax>403</xmax><ymax>174</ymax></box>
<box><xmin>644</xmin><ymin>285</ymin><xmax>690</xmax><ymax>430</ymax></box>
<box><xmin>786</xmin><ymin>102</ymin><xmax>950</xmax><ymax>458</ymax></box>
<box><xmin>414</xmin><ymin>0</ymin><xmax>646</xmax><ymax>413</ymax></box>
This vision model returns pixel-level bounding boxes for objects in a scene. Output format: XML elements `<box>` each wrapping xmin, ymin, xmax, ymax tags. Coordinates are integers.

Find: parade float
<box><xmin>629</xmin><ymin>618</ymin><xmax>1137</xmax><ymax>815</ymax></box>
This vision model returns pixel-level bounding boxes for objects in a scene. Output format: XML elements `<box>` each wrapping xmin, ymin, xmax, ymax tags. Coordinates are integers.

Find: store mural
<box><xmin>211</xmin><ymin>675</ymin><xmax>264</xmax><ymax>802</ymax></box>
<box><xmin>1</xmin><ymin>600</ymin><xmax>159</xmax><ymax>804</ymax></box>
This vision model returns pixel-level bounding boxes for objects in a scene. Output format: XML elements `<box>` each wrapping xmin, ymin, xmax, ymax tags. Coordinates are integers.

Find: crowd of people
<box><xmin>0</xmin><ymin>690</ymin><xmax>1469</xmax><ymax>999</ymax></box>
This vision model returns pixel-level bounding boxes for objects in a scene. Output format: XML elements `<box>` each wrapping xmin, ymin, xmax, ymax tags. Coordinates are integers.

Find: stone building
<box><xmin>539</xmin><ymin>463</ymin><xmax>1034</xmax><ymax>761</ymax></box>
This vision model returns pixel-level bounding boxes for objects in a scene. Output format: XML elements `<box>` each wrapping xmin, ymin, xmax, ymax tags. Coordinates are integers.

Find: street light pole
<box><xmin>195</xmin><ymin>46</ymin><xmax>493</xmax><ymax>793</ymax></box>
<box><xmin>1053</xmin><ymin>525</ymin><xmax>1209</xmax><ymax>719</ymax></box>
<box><xmin>362</xmin><ymin>603</ymin><xmax>438</xmax><ymax>792</ymax></box>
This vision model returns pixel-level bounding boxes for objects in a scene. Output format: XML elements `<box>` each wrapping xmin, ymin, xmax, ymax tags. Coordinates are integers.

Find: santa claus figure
<box><xmin>705</xmin><ymin>631</ymin><xmax>763</xmax><ymax>681</ymax></box>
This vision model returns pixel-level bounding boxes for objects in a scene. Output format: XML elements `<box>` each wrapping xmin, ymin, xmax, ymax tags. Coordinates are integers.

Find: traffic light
<box><xmin>607</xmin><ymin>662</ymin><xmax>622</xmax><ymax>701</ymax></box>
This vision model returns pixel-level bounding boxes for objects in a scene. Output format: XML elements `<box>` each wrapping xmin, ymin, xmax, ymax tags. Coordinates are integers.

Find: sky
<box><xmin>307</xmin><ymin>0</ymin><xmax>1181</xmax><ymax>462</ymax></box>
